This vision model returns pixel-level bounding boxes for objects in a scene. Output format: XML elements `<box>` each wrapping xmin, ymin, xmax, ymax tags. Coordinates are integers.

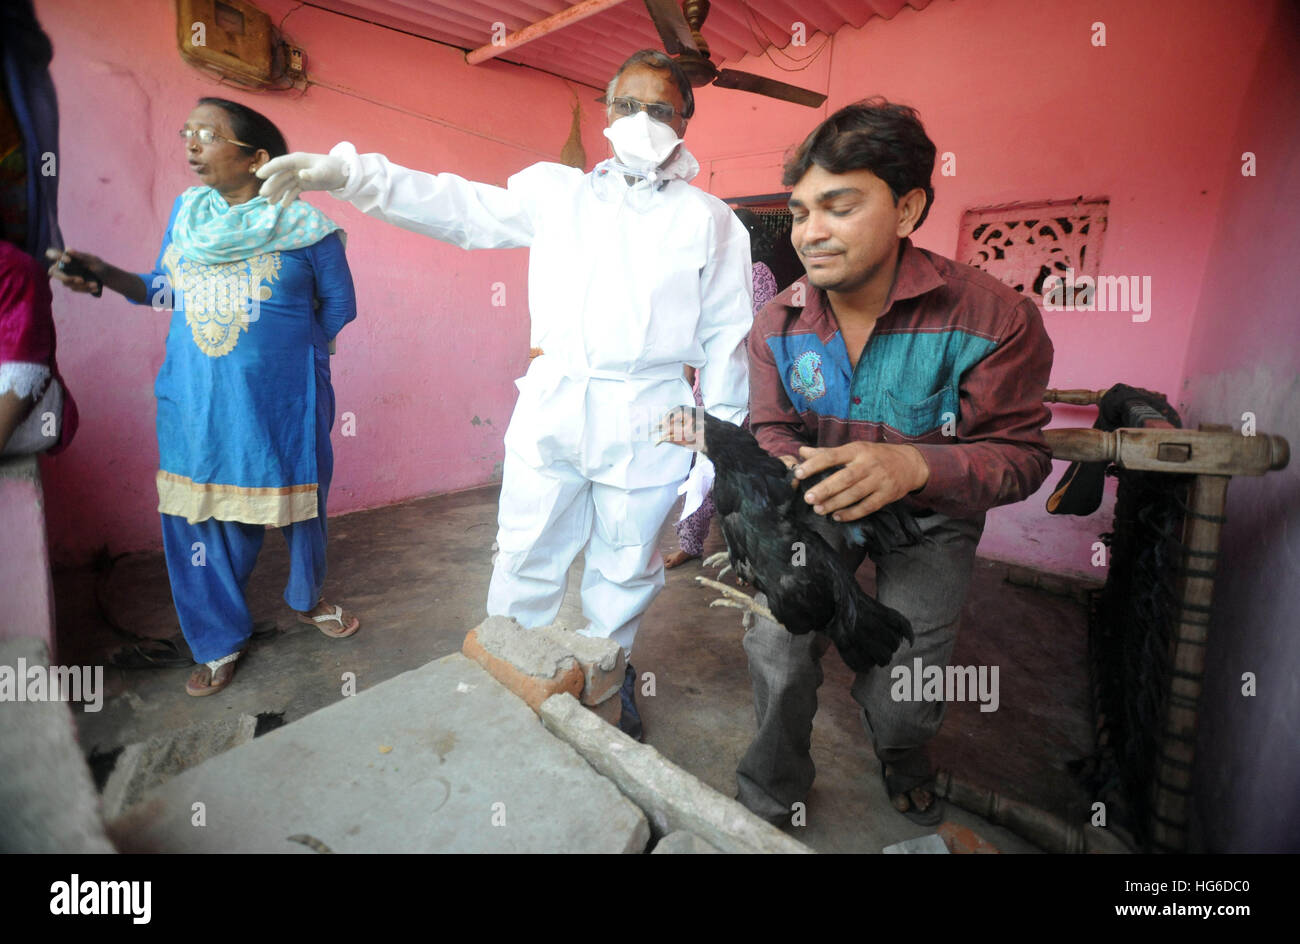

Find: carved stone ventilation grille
<box><xmin>956</xmin><ymin>199</ymin><xmax>1109</xmax><ymax>302</ymax></box>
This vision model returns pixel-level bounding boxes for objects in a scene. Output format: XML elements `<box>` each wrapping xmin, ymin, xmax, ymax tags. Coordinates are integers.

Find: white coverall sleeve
<box><xmin>327</xmin><ymin>141</ymin><xmax>536</xmax><ymax>249</ymax></box>
<box><xmin>695</xmin><ymin>208</ymin><xmax>753</xmax><ymax>427</ymax></box>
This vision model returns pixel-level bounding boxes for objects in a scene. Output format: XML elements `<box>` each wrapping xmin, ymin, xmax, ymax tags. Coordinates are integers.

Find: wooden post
<box><xmin>1043</xmin><ymin>412</ymin><xmax>1287</xmax><ymax>852</ymax></box>
<box><xmin>935</xmin><ymin>769</ymin><xmax>1134</xmax><ymax>853</ymax></box>
<box><xmin>1044</xmin><ymin>387</ymin><xmax>1106</xmax><ymax>405</ymax></box>
<box><xmin>1147</xmin><ymin>469</ymin><xmax>1229</xmax><ymax>852</ymax></box>
<box><xmin>465</xmin><ymin>0</ymin><xmax>634</xmax><ymax>65</ymax></box>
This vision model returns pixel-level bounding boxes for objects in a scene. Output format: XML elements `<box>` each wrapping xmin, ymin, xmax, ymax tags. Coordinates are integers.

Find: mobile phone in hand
<box><xmin>56</xmin><ymin>254</ymin><xmax>103</xmax><ymax>297</ymax></box>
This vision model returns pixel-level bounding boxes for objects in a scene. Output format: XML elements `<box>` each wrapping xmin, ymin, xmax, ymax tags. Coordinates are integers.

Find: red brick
<box><xmin>938</xmin><ymin>821</ymin><xmax>1001</xmax><ymax>854</ymax></box>
<box><xmin>462</xmin><ymin>625</ymin><xmax>583</xmax><ymax>714</ymax></box>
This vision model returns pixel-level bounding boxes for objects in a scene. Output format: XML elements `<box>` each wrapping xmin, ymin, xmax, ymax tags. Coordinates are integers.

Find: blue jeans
<box><xmin>734</xmin><ymin>510</ymin><xmax>985</xmax><ymax>822</ymax></box>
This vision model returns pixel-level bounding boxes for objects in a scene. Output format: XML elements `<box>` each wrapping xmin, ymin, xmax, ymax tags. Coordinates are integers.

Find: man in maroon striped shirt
<box><xmin>736</xmin><ymin>99</ymin><xmax>1054</xmax><ymax>827</ymax></box>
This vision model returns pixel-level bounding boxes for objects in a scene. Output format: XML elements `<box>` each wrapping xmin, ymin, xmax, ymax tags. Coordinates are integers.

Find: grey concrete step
<box><xmin>107</xmin><ymin>653</ymin><xmax>649</xmax><ymax>853</ymax></box>
<box><xmin>0</xmin><ymin>638</ymin><xmax>115</xmax><ymax>853</ymax></box>
<box><xmin>101</xmin><ymin>714</ymin><xmax>260</xmax><ymax>822</ymax></box>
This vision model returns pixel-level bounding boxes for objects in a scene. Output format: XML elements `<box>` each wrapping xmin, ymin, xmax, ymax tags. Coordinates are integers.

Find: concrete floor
<box><xmin>55</xmin><ymin>484</ymin><xmax>1096</xmax><ymax>853</ymax></box>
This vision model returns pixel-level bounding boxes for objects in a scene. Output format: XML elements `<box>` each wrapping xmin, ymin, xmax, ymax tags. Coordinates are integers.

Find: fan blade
<box><xmin>676</xmin><ymin>54</ymin><xmax>719</xmax><ymax>86</ymax></box>
<box><xmin>714</xmin><ymin>69</ymin><xmax>827</xmax><ymax>108</ymax></box>
<box><xmin>642</xmin><ymin>0</ymin><xmax>700</xmax><ymax>56</ymax></box>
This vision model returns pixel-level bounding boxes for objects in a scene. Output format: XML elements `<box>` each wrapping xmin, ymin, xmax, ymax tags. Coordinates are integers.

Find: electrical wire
<box><xmin>738</xmin><ymin>1</ymin><xmax>833</xmax><ymax>72</ymax></box>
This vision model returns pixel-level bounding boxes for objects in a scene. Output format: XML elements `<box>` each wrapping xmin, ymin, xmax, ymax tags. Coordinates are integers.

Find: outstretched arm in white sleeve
<box><xmin>258</xmin><ymin>143</ymin><xmax>536</xmax><ymax>250</ymax></box>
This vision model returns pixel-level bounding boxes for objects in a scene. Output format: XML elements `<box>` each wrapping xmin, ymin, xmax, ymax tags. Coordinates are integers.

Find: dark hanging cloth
<box><xmin>0</xmin><ymin>0</ymin><xmax>61</xmax><ymax>260</ymax></box>
<box><xmin>1046</xmin><ymin>384</ymin><xmax>1182</xmax><ymax>516</ymax></box>
<box><xmin>743</xmin><ymin>208</ymin><xmax>803</xmax><ymax>290</ymax></box>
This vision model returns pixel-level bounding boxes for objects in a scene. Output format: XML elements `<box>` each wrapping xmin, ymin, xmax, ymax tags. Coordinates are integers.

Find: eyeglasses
<box><xmin>608</xmin><ymin>97</ymin><xmax>679</xmax><ymax>124</ymax></box>
<box><xmin>179</xmin><ymin>127</ymin><xmax>254</xmax><ymax>149</ymax></box>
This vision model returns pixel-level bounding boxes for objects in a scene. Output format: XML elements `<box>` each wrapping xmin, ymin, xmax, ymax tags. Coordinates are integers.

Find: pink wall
<box><xmin>36</xmin><ymin>0</ymin><xmax>611</xmax><ymax>562</ymax></box>
<box><xmin>33</xmin><ymin>0</ymin><xmax>1283</xmax><ymax>586</ymax></box>
<box><xmin>1175</xmin><ymin>0</ymin><xmax>1300</xmax><ymax>853</ymax></box>
<box><xmin>686</xmin><ymin>0</ymin><xmax>1275</xmax><ymax>577</ymax></box>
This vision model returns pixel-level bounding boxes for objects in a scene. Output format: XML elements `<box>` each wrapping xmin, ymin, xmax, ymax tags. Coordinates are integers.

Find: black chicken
<box><xmin>656</xmin><ymin>406</ymin><xmax>926</xmax><ymax>671</ymax></box>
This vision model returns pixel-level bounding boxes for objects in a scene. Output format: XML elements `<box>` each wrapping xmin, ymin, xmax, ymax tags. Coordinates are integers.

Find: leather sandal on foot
<box><xmin>297</xmin><ymin>603</ymin><xmax>360</xmax><ymax>638</ymax></box>
<box><xmin>881</xmin><ymin>756</ymin><xmax>944</xmax><ymax>827</ymax></box>
<box><xmin>186</xmin><ymin>651</ymin><xmax>243</xmax><ymax>697</ymax></box>
<box><xmin>112</xmin><ymin>635</ymin><xmax>191</xmax><ymax>669</ymax></box>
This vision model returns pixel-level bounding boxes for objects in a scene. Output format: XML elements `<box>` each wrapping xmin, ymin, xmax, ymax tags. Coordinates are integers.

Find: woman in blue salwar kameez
<box><xmin>50</xmin><ymin>98</ymin><xmax>361</xmax><ymax>695</ymax></box>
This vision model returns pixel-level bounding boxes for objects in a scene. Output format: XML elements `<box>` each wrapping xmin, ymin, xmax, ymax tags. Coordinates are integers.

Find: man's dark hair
<box><xmin>605</xmin><ymin>49</ymin><xmax>695</xmax><ymax>121</ymax></box>
<box><xmin>782</xmin><ymin>97</ymin><xmax>936</xmax><ymax>229</ymax></box>
<box><xmin>197</xmin><ymin>97</ymin><xmax>288</xmax><ymax>158</ymax></box>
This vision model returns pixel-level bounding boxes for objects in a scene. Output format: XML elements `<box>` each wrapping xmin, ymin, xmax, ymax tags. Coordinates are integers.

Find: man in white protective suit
<box><xmin>257</xmin><ymin>50</ymin><xmax>753</xmax><ymax>738</ymax></box>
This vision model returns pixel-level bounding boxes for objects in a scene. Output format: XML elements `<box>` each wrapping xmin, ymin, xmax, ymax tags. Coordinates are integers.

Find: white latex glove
<box><xmin>256</xmin><ymin>151</ymin><xmax>350</xmax><ymax>207</ymax></box>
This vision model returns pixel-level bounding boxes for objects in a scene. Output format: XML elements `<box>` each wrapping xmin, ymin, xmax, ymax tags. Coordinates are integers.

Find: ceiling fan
<box><xmin>641</xmin><ymin>0</ymin><xmax>827</xmax><ymax>107</ymax></box>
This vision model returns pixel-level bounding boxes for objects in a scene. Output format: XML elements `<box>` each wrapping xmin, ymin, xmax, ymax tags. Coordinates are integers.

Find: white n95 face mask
<box><xmin>603</xmin><ymin>111</ymin><xmax>681</xmax><ymax>174</ymax></box>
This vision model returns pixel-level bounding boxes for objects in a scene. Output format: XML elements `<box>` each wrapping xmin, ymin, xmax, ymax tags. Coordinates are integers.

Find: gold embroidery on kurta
<box><xmin>163</xmin><ymin>246</ymin><xmax>281</xmax><ymax>358</ymax></box>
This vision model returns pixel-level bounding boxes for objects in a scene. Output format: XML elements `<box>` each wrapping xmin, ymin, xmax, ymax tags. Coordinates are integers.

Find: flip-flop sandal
<box><xmin>881</xmin><ymin>757</ymin><xmax>944</xmax><ymax>827</ymax></box>
<box><xmin>112</xmin><ymin>636</ymin><xmax>193</xmax><ymax>669</ymax></box>
<box><xmin>186</xmin><ymin>651</ymin><xmax>243</xmax><ymax>697</ymax></box>
<box><xmin>298</xmin><ymin>604</ymin><xmax>360</xmax><ymax>639</ymax></box>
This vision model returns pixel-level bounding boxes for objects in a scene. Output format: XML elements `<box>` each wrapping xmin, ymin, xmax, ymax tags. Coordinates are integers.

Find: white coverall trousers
<box><xmin>487</xmin><ymin>447</ymin><xmax>682</xmax><ymax>655</ymax></box>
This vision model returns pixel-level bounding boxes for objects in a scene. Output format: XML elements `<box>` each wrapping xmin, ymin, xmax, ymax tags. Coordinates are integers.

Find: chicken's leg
<box><xmin>694</xmin><ymin>577</ymin><xmax>776</xmax><ymax>623</ymax></box>
<box><xmin>702</xmin><ymin>551</ymin><xmax>732</xmax><ymax>580</ymax></box>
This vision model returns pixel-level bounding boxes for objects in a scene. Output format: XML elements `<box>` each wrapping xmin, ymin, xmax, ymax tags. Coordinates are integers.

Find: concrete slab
<box><xmin>100</xmin><ymin>714</ymin><xmax>258</xmax><ymax>821</ymax></box>
<box><xmin>541</xmin><ymin>693</ymin><xmax>813</xmax><ymax>854</ymax></box>
<box><xmin>58</xmin><ymin>483</ymin><xmax>1095</xmax><ymax>854</ymax></box>
<box><xmin>0</xmin><ymin>638</ymin><xmax>114</xmax><ymax>853</ymax></box>
<box><xmin>106</xmin><ymin>654</ymin><xmax>649</xmax><ymax>853</ymax></box>
<box><xmin>883</xmin><ymin>834</ymin><xmax>950</xmax><ymax>854</ymax></box>
<box><xmin>652</xmin><ymin>831</ymin><xmax>722</xmax><ymax>854</ymax></box>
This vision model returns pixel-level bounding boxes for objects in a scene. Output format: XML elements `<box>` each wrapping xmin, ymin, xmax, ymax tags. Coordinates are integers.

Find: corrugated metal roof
<box><xmin>313</xmin><ymin>0</ymin><xmax>936</xmax><ymax>90</ymax></box>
